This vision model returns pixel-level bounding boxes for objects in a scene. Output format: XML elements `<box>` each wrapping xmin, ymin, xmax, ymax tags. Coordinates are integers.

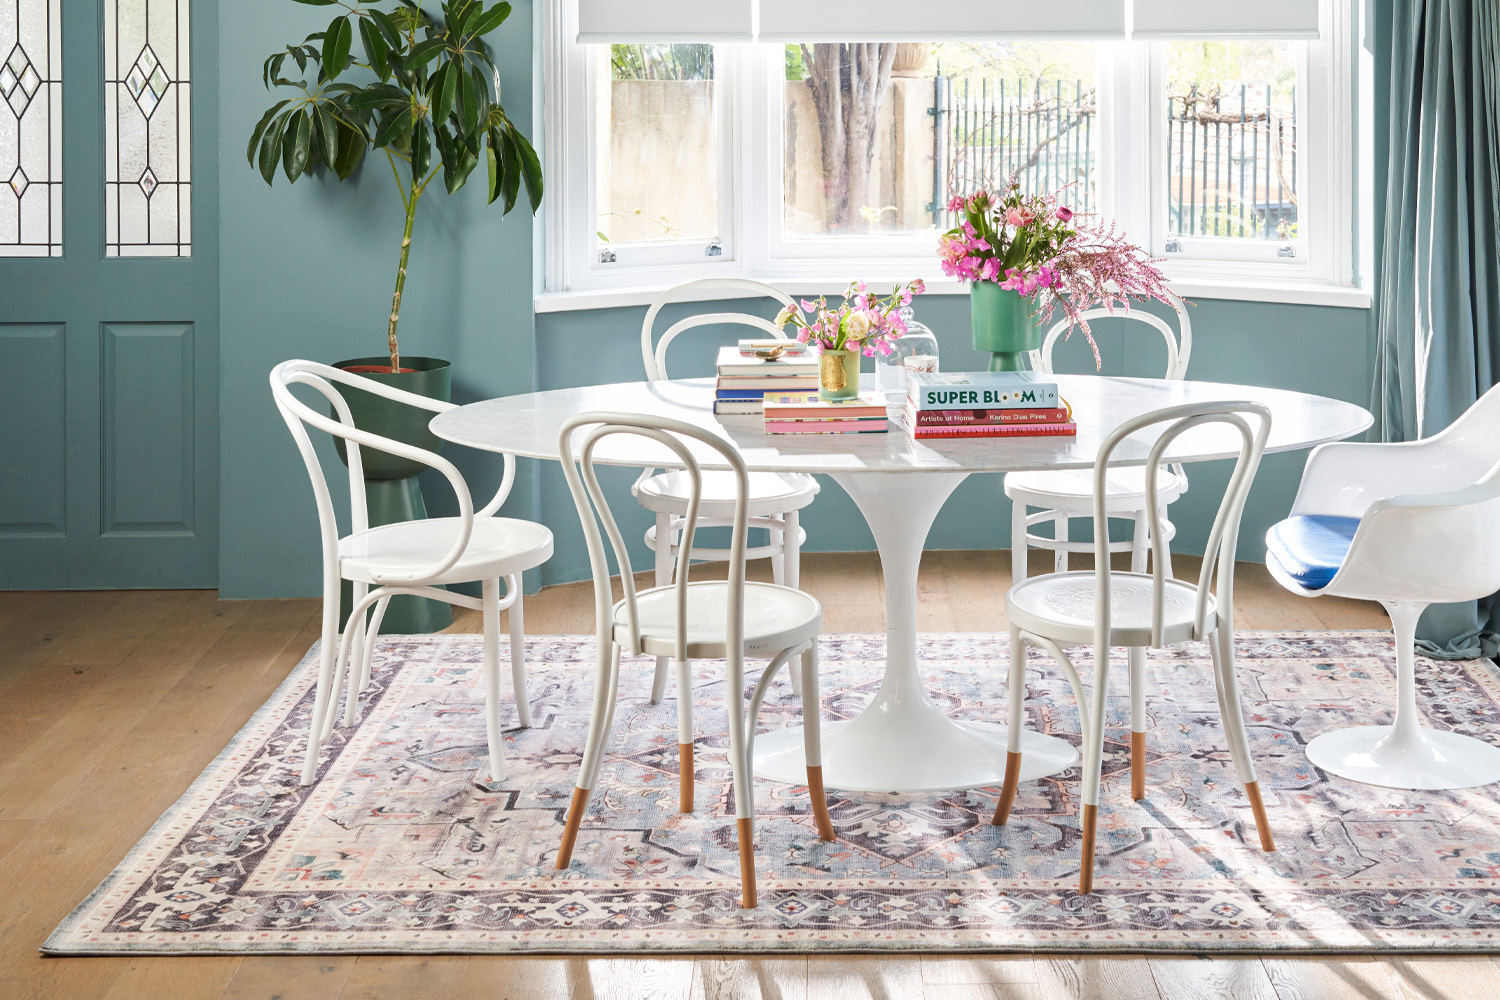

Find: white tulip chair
<box><xmin>1266</xmin><ymin>382</ymin><xmax>1500</xmax><ymax>789</ymax></box>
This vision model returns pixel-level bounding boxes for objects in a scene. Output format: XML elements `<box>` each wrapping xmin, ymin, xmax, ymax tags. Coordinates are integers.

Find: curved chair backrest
<box><xmin>1031</xmin><ymin>293</ymin><xmax>1191</xmax><ymax>381</ymax></box>
<box><xmin>1091</xmin><ymin>401</ymin><xmax>1271</xmax><ymax>652</ymax></box>
<box><xmin>270</xmin><ymin>360</ymin><xmax>515</xmax><ymax>585</ymax></box>
<box><xmin>641</xmin><ymin>278</ymin><xmax>797</xmax><ymax>381</ymax></box>
<box><xmin>559</xmin><ymin>412</ymin><xmax>750</xmax><ymax>666</ymax></box>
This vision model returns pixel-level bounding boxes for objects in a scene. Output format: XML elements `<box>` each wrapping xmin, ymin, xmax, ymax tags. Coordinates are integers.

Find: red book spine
<box><xmin>907</xmin><ymin>407</ymin><xmax>1072</xmax><ymax>425</ymax></box>
<box><xmin>908</xmin><ymin>422</ymin><xmax>1078</xmax><ymax>439</ymax></box>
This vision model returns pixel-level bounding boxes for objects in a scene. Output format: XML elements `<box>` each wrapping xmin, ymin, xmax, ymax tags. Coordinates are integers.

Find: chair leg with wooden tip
<box><xmin>1076</xmin><ymin>644</ymin><xmax>1112</xmax><ymax>895</ymax></box>
<box><xmin>736</xmin><ymin>817</ymin><xmax>758</xmax><ymax>909</ymax></box>
<box><xmin>1130</xmin><ymin>732</ymin><xmax>1146</xmax><ymax>801</ymax></box>
<box><xmin>993</xmin><ymin>751</ymin><xmax>1024</xmax><ymax>826</ymax></box>
<box><xmin>1245</xmin><ymin>780</ymin><xmax>1275</xmax><ymax>852</ymax></box>
<box><xmin>1211</xmin><ymin>627</ymin><xmax>1276</xmax><ymax>852</ymax></box>
<box><xmin>994</xmin><ymin>628</ymin><xmax>1028</xmax><ymax>826</ymax></box>
<box><xmin>558</xmin><ymin>643</ymin><xmax>621</xmax><ymax>869</ymax></box>
<box><xmin>800</xmin><ymin>642</ymin><xmax>836</xmax><ymax>842</ymax></box>
<box><xmin>725</xmin><ymin>656</ymin><xmax>759</xmax><ymax>908</ymax></box>
<box><xmin>1128</xmin><ymin>646</ymin><xmax>1147</xmax><ymax>801</ymax></box>
<box><xmin>678</xmin><ymin>743</ymin><xmax>694</xmax><ymax>813</ymax></box>
<box><xmin>556</xmin><ymin>786</ymin><xmax>592</xmax><ymax>870</ymax></box>
<box><xmin>1078</xmin><ymin>803</ymin><xmax>1099</xmax><ymax>894</ymax></box>
<box><xmin>675</xmin><ymin>657</ymin><xmax>695</xmax><ymax>812</ymax></box>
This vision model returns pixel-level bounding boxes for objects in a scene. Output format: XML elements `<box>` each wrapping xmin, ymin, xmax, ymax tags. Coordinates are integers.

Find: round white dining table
<box><xmin>431</xmin><ymin>374</ymin><xmax>1373</xmax><ymax>794</ymax></box>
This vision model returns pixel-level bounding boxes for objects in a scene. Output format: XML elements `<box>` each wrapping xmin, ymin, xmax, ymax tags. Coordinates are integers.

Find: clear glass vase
<box><xmin>874</xmin><ymin>307</ymin><xmax>941</xmax><ymax>403</ymax></box>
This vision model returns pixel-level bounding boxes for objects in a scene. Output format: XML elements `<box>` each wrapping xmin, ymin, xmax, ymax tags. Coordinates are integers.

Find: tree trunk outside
<box><xmin>800</xmin><ymin>43</ymin><xmax>896</xmax><ymax>233</ymax></box>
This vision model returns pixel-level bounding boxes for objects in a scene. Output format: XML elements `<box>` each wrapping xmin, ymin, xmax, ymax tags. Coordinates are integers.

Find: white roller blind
<box><xmin>757</xmin><ymin>0</ymin><xmax>1127</xmax><ymax>41</ymax></box>
<box><xmin>1131</xmin><ymin>0</ymin><xmax>1320</xmax><ymax>39</ymax></box>
<box><xmin>577</xmin><ymin>0</ymin><xmax>756</xmax><ymax>42</ymax></box>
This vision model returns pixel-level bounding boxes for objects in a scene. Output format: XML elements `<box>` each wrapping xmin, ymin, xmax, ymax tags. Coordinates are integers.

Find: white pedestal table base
<box><xmin>753</xmin><ymin>470</ymin><xmax>1078</xmax><ymax>794</ymax></box>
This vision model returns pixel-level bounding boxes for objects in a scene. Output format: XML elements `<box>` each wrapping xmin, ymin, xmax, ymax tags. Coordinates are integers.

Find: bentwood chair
<box><xmin>1266</xmin><ymin>382</ymin><xmax>1500</xmax><ymax>789</ymax></box>
<box><xmin>994</xmin><ymin>401</ymin><xmax>1275</xmax><ymax>894</ymax></box>
<box><xmin>271</xmin><ymin>360</ymin><xmax>553</xmax><ymax>788</ymax></box>
<box><xmin>638</xmin><ymin>279</ymin><xmax>820</xmax><ymax>705</ymax></box>
<box><xmin>1007</xmin><ymin>296</ymin><xmax>1193</xmax><ymax>582</ymax></box>
<box><xmin>555</xmin><ymin>411</ymin><xmax>835</xmax><ymax>909</ymax></box>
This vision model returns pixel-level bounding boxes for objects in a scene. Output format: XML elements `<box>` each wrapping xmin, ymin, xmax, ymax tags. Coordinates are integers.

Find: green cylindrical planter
<box><xmin>332</xmin><ymin>355</ymin><xmax>454</xmax><ymax>635</ymax></box>
<box><xmin>970</xmin><ymin>282</ymin><xmax>1043</xmax><ymax>372</ymax></box>
<box><xmin>818</xmin><ymin>349</ymin><xmax>861</xmax><ymax>400</ymax></box>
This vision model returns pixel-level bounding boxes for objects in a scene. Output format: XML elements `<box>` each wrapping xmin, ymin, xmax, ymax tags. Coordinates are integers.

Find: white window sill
<box><xmin>535</xmin><ymin>274</ymin><xmax>1373</xmax><ymax>313</ymax></box>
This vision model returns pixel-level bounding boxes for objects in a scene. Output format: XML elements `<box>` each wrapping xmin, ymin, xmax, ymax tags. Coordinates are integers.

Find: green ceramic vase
<box><xmin>331</xmin><ymin>355</ymin><xmax>454</xmax><ymax>635</ymax></box>
<box><xmin>970</xmin><ymin>281</ymin><xmax>1043</xmax><ymax>371</ymax></box>
<box><xmin>818</xmin><ymin>349</ymin><xmax>861</xmax><ymax>401</ymax></box>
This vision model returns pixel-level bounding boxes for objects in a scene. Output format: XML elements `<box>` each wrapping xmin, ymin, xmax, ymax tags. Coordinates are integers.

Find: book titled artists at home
<box><xmin>898</xmin><ymin>414</ymin><xmax>1077</xmax><ymax>439</ymax></box>
<box><xmin>906</xmin><ymin>371</ymin><xmax>1060</xmax><ymax>411</ymax></box>
<box><xmin>906</xmin><ymin>406</ymin><xmax>1073</xmax><ymax>425</ymax></box>
<box><xmin>762</xmin><ymin>392</ymin><xmax>889</xmax><ymax>434</ymax></box>
<box><xmin>713</xmin><ymin>345</ymin><xmax>818</xmax><ymax>414</ymax></box>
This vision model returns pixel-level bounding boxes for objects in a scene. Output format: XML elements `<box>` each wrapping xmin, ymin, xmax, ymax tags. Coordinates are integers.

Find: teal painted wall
<box><xmin>217</xmin><ymin>0</ymin><xmax>539</xmax><ymax>598</ymax></box>
<box><xmin>216</xmin><ymin>2</ymin><xmax>1379</xmax><ymax>598</ymax></box>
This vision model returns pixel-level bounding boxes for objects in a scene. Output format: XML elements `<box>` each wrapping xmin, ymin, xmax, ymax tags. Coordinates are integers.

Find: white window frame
<box><xmin>540</xmin><ymin>0</ymin><xmax>1360</xmax><ymax>304</ymax></box>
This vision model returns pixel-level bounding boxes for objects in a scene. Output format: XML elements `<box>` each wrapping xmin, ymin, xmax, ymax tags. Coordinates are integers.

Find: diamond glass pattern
<box><xmin>0</xmin><ymin>0</ymin><xmax>61</xmax><ymax>256</ymax></box>
<box><xmin>125</xmin><ymin>47</ymin><xmax>170</xmax><ymax>119</ymax></box>
<box><xmin>3</xmin><ymin>46</ymin><xmax>35</xmax><ymax>118</ymax></box>
<box><xmin>105</xmin><ymin>0</ymin><xmax>191</xmax><ymax>257</ymax></box>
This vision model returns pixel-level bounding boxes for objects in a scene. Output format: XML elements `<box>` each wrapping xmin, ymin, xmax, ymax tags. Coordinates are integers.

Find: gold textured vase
<box><xmin>819</xmin><ymin>349</ymin><xmax>860</xmax><ymax>401</ymax></box>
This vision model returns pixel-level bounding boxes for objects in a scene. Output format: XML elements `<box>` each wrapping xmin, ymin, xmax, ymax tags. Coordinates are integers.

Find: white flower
<box><xmin>773</xmin><ymin>305</ymin><xmax>796</xmax><ymax>329</ymax></box>
<box><xmin>845</xmin><ymin>311</ymin><xmax>871</xmax><ymax>340</ymax></box>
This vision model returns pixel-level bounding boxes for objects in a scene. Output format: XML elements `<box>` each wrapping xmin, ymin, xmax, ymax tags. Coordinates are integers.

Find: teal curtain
<box><xmin>1370</xmin><ymin>0</ymin><xmax>1500</xmax><ymax>658</ymax></box>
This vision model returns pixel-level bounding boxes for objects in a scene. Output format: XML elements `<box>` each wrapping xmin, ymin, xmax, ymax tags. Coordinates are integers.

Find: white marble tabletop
<box><xmin>430</xmin><ymin>375</ymin><xmax>1374</xmax><ymax>473</ymax></box>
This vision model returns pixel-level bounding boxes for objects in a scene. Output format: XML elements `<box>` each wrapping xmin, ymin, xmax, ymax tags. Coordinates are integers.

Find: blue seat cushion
<box><xmin>1265</xmin><ymin>515</ymin><xmax>1361</xmax><ymax>590</ymax></box>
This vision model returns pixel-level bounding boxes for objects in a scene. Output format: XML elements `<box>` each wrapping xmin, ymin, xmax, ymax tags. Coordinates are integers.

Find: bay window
<box><xmin>541</xmin><ymin>0</ymin><xmax>1360</xmax><ymax>303</ymax></box>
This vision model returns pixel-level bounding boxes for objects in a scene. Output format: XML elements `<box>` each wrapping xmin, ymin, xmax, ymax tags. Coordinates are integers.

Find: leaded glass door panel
<box><xmin>0</xmin><ymin>0</ymin><xmax>216</xmax><ymax>588</ymax></box>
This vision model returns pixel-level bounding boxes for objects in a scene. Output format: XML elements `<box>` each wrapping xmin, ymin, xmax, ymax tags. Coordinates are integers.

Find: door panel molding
<box><xmin>0</xmin><ymin>323</ymin><xmax>67</xmax><ymax>535</ymax></box>
<box><xmin>101</xmin><ymin>321</ymin><xmax>194</xmax><ymax>535</ymax></box>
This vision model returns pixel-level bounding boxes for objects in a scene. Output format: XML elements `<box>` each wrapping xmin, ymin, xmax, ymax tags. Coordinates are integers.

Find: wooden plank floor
<box><xmin>2</xmin><ymin>552</ymin><xmax>1493</xmax><ymax>999</ymax></box>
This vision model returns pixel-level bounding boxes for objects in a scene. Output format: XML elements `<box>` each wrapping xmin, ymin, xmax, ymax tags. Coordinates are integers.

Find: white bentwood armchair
<box><xmin>1265</xmin><ymin>382</ymin><xmax>1500</xmax><ymax>789</ymax></box>
<box><xmin>271</xmin><ymin>360</ymin><xmax>553</xmax><ymax>788</ymax></box>
<box><xmin>554</xmin><ymin>411</ymin><xmax>835</xmax><ymax>909</ymax></box>
<box><xmin>996</xmin><ymin>401</ymin><xmax>1276</xmax><ymax>894</ymax></box>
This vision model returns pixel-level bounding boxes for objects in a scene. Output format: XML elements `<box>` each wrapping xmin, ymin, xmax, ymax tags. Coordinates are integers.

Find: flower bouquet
<box><xmin>940</xmin><ymin>184</ymin><xmax>1173</xmax><ymax>370</ymax></box>
<box><xmin>775</xmin><ymin>280</ymin><xmax>927</xmax><ymax>399</ymax></box>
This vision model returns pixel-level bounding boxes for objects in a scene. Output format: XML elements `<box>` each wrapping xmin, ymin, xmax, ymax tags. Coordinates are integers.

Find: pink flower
<box><xmin>795</xmin><ymin>327</ymin><xmax>811</xmax><ymax>343</ymax></box>
<box><xmin>1056</xmin><ymin>206</ymin><xmax>1074</xmax><ymax>222</ymax></box>
<box><xmin>800</xmin><ymin>299</ymin><xmax>817</xmax><ymax>313</ymax></box>
<box><xmin>946</xmin><ymin>194</ymin><xmax>966</xmax><ymax>213</ymax></box>
<box><xmin>911</xmin><ymin>278</ymin><xmax>927</xmax><ymax>295</ymax></box>
<box><xmin>1006</xmin><ymin>207</ymin><xmax>1035</xmax><ymax>228</ymax></box>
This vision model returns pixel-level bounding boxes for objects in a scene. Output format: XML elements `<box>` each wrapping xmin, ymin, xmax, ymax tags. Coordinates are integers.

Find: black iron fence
<box><xmin>1165</xmin><ymin>83</ymin><xmax>1298</xmax><ymax>241</ymax></box>
<box><xmin>930</xmin><ymin>74</ymin><xmax>1299</xmax><ymax>242</ymax></box>
<box><xmin>931</xmin><ymin>74</ymin><xmax>1096</xmax><ymax>227</ymax></box>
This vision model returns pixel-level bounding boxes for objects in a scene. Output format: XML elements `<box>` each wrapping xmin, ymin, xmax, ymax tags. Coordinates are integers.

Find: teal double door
<box><xmin>0</xmin><ymin>0</ymin><xmax>217</xmax><ymax>589</ymax></box>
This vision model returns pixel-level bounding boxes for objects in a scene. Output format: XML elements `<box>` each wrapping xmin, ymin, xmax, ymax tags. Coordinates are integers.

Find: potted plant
<box><xmin>251</xmin><ymin>0</ymin><xmax>542</xmax><ymax>631</ymax></box>
<box><xmin>775</xmin><ymin>281</ymin><xmax>927</xmax><ymax>400</ymax></box>
<box><xmin>940</xmin><ymin>183</ymin><xmax>1172</xmax><ymax>370</ymax></box>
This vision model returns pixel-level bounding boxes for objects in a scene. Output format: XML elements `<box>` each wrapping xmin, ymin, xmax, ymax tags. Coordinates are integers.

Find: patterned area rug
<box><xmin>45</xmin><ymin>631</ymin><xmax>1500</xmax><ymax>955</ymax></box>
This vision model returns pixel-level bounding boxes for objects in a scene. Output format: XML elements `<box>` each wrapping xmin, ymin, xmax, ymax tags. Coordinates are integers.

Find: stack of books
<box><xmin>763</xmin><ymin>392</ymin><xmax>889</xmax><ymax>434</ymax></box>
<box><xmin>714</xmin><ymin>343</ymin><xmax>818</xmax><ymax>415</ymax></box>
<box><xmin>902</xmin><ymin>371</ymin><xmax>1077</xmax><ymax>439</ymax></box>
